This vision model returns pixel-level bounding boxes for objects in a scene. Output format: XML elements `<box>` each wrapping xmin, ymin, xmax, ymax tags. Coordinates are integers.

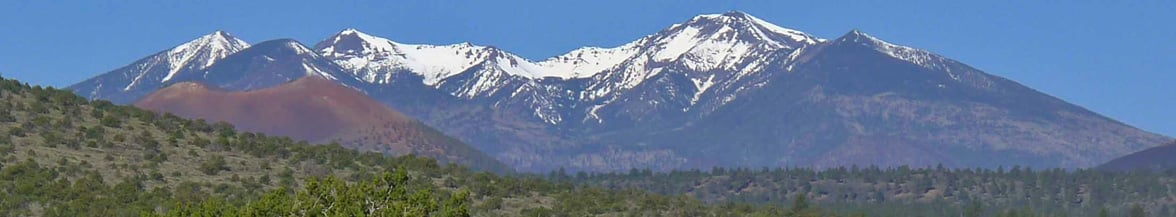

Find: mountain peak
<box><xmin>254</xmin><ymin>38</ymin><xmax>316</xmax><ymax>55</ymax></box>
<box><xmin>339</xmin><ymin>28</ymin><xmax>361</xmax><ymax>35</ymax></box>
<box><xmin>834</xmin><ymin>29</ymin><xmax>883</xmax><ymax>44</ymax></box>
<box><xmin>584</xmin><ymin>11</ymin><xmax>820</xmax><ymax>73</ymax></box>
<box><xmin>831</xmin><ymin>29</ymin><xmax>913</xmax><ymax>52</ymax></box>
<box><xmin>316</xmin><ymin>28</ymin><xmax>400</xmax><ymax>57</ymax></box>
<box><xmin>693</xmin><ymin>10</ymin><xmax>752</xmax><ymax>21</ymax></box>
<box><xmin>829</xmin><ymin>29</ymin><xmax>957</xmax><ymax>72</ymax></box>
<box><xmin>185</xmin><ymin>38</ymin><xmax>352</xmax><ymax>91</ymax></box>
<box><xmin>184</xmin><ymin>30</ymin><xmax>248</xmax><ymax>49</ymax></box>
<box><xmin>159</xmin><ymin>30</ymin><xmax>251</xmax><ymax>82</ymax></box>
<box><xmin>64</xmin><ymin>30</ymin><xmax>250</xmax><ymax>103</ymax></box>
<box><xmin>335</xmin><ymin>28</ymin><xmax>380</xmax><ymax>43</ymax></box>
<box><xmin>313</xmin><ymin>30</ymin><xmax>545</xmax><ymax>86</ymax></box>
<box><xmin>210</xmin><ymin>30</ymin><xmax>232</xmax><ymax>38</ymax></box>
<box><xmin>721</xmin><ymin>10</ymin><xmax>749</xmax><ymax>17</ymax></box>
<box><xmin>678</xmin><ymin>11</ymin><xmax>819</xmax><ymax>46</ymax></box>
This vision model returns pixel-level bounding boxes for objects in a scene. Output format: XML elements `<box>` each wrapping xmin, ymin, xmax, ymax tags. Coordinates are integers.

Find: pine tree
<box><xmin>1130</xmin><ymin>204</ymin><xmax>1148</xmax><ymax>217</ymax></box>
<box><xmin>965</xmin><ymin>201</ymin><xmax>983</xmax><ymax>217</ymax></box>
<box><xmin>789</xmin><ymin>193</ymin><xmax>821</xmax><ymax>217</ymax></box>
<box><xmin>443</xmin><ymin>189</ymin><xmax>471</xmax><ymax>217</ymax></box>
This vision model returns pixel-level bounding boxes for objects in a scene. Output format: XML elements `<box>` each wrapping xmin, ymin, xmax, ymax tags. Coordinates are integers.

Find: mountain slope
<box><xmin>311</xmin><ymin>12</ymin><xmax>834</xmax><ymax>171</ymax></box>
<box><xmin>6</xmin><ymin>71</ymin><xmax>1168</xmax><ymax>216</ymax></box>
<box><xmin>316</xmin><ymin>29</ymin><xmax>546</xmax><ymax>85</ymax></box>
<box><xmin>69</xmin><ymin>11</ymin><xmax>1171</xmax><ymax>172</ymax></box>
<box><xmin>135</xmin><ymin>76</ymin><xmax>509</xmax><ymax>172</ymax></box>
<box><xmin>651</xmin><ymin>30</ymin><xmax>1169</xmax><ymax>169</ymax></box>
<box><xmin>176</xmin><ymin>38</ymin><xmax>359</xmax><ymax>91</ymax></box>
<box><xmin>1099</xmin><ymin>141</ymin><xmax>1176</xmax><ymax>171</ymax></box>
<box><xmin>67</xmin><ymin>31</ymin><xmax>249</xmax><ymax>104</ymax></box>
<box><xmin>2</xmin><ymin>76</ymin><xmax>808</xmax><ymax>217</ymax></box>
<box><xmin>312</xmin><ymin>12</ymin><xmax>1168</xmax><ymax>171</ymax></box>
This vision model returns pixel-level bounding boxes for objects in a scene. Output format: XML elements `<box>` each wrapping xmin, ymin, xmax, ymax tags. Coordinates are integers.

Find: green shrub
<box><xmin>200</xmin><ymin>155</ymin><xmax>229</xmax><ymax>175</ymax></box>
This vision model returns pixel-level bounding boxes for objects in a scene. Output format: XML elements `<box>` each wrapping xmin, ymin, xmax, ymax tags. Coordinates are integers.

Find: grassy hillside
<box><xmin>0</xmin><ymin>76</ymin><xmax>821</xmax><ymax>216</ymax></box>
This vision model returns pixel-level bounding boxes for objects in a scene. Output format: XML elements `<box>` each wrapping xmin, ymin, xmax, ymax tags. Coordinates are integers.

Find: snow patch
<box><xmin>317</xmin><ymin>29</ymin><xmax>494</xmax><ymax>85</ymax></box>
<box><xmin>690</xmin><ymin>74</ymin><xmax>716</xmax><ymax>105</ymax></box>
<box><xmin>493</xmin><ymin>54</ymin><xmax>545</xmax><ymax>78</ymax></box>
<box><xmin>653</xmin><ymin>25</ymin><xmax>703</xmax><ymax>62</ymax></box>
<box><xmin>317</xmin><ymin>13</ymin><xmax>827</xmax><ymax>106</ymax></box>
<box><xmin>303</xmin><ymin>62</ymin><xmax>337</xmax><ymax>80</ymax></box>
<box><xmin>846</xmin><ymin>31</ymin><xmax>949</xmax><ymax>71</ymax></box>
<box><xmin>161</xmin><ymin>31</ymin><xmax>250</xmax><ymax>82</ymax></box>
<box><xmin>586</xmin><ymin>104</ymin><xmax>606</xmax><ymax>123</ymax></box>
<box><xmin>741</xmin><ymin>13</ymin><xmax>819</xmax><ymax>44</ymax></box>
<box><xmin>536</xmin><ymin>41</ymin><xmax>642</xmax><ymax>79</ymax></box>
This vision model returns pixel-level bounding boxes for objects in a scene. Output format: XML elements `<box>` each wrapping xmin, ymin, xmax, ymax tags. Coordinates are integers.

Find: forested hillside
<box><xmin>0</xmin><ymin>74</ymin><xmax>1166</xmax><ymax>217</ymax></box>
<box><xmin>562</xmin><ymin>165</ymin><xmax>1173</xmax><ymax>216</ymax></box>
<box><xmin>1100</xmin><ymin>141</ymin><xmax>1176</xmax><ymax>172</ymax></box>
<box><xmin>0</xmin><ymin>76</ymin><xmax>829</xmax><ymax>216</ymax></box>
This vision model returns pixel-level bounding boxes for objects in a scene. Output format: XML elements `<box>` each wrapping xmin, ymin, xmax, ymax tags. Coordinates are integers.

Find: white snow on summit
<box><xmin>573</xmin><ymin>11</ymin><xmax>822</xmax><ymax>102</ymax></box>
<box><xmin>312</xmin><ymin>12</ymin><xmax>961</xmax><ymax>125</ymax></box>
<box><xmin>538</xmin><ymin>11</ymin><xmax>820</xmax><ymax>83</ymax></box>
<box><xmin>161</xmin><ymin>31</ymin><xmax>250</xmax><ymax>82</ymax></box>
<box><xmin>318</xmin><ymin>29</ymin><xmax>543</xmax><ymax>85</ymax></box>
<box><xmin>840</xmin><ymin>30</ymin><xmax>950</xmax><ymax>71</ymax></box>
<box><xmin>536</xmin><ymin>42</ymin><xmax>642</xmax><ymax>79</ymax></box>
<box><xmin>121</xmin><ymin>31</ymin><xmax>249</xmax><ymax>91</ymax></box>
<box><xmin>319</xmin><ymin>11</ymin><xmax>823</xmax><ymax>93</ymax></box>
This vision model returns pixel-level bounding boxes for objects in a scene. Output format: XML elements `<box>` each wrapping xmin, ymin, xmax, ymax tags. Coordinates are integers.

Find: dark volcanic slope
<box><xmin>135</xmin><ymin>76</ymin><xmax>509</xmax><ymax>172</ymax></box>
<box><xmin>1099</xmin><ymin>141</ymin><xmax>1176</xmax><ymax>171</ymax></box>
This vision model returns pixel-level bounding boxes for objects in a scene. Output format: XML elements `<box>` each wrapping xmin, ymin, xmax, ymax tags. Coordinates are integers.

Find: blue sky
<box><xmin>0</xmin><ymin>1</ymin><xmax>1173</xmax><ymax>137</ymax></box>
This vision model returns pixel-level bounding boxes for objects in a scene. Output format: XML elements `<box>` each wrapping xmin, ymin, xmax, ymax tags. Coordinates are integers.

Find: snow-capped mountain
<box><xmin>649</xmin><ymin>27</ymin><xmax>1171</xmax><ymax>170</ymax></box>
<box><xmin>68</xmin><ymin>31</ymin><xmax>249</xmax><ymax>104</ymax></box>
<box><xmin>563</xmin><ymin>11</ymin><xmax>822</xmax><ymax>126</ymax></box>
<box><xmin>835</xmin><ymin>30</ymin><xmax>954</xmax><ymax>71</ymax></box>
<box><xmin>539</xmin><ymin>11</ymin><xmax>817</xmax><ymax>79</ymax></box>
<box><xmin>313</xmin><ymin>28</ymin><xmax>571</xmax><ymax>125</ymax></box>
<box><xmin>300</xmin><ymin>11</ymin><xmax>1166</xmax><ymax>172</ymax></box>
<box><xmin>177</xmin><ymin>38</ymin><xmax>358</xmax><ymax>91</ymax></box>
<box><xmin>68</xmin><ymin>11</ymin><xmax>1171</xmax><ymax>172</ymax></box>
<box><xmin>315</xmin><ymin>11</ymin><xmax>823</xmax><ymax>125</ymax></box>
<box><xmin>314</xmin><ymin>29</ymin><xmax>545</xmax><ymax>97</ymax></box>
<box><xmin>566</xmin><ymin>11</ymin><xmax>818</xmax><ymax>100</ymax></box>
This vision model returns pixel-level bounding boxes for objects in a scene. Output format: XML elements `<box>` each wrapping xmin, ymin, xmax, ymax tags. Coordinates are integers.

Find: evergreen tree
<box><xmin>1129</xmin><ymin>204</ymin><xmax>1147</xmax><ymax>217</ymax></box>
<box><xmin>965</xmin><ymin>201</ymin><xmax>983</xmax><ymax>217</ymax></box>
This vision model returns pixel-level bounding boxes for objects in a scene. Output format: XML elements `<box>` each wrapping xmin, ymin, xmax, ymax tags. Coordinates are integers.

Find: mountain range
<box><xmin>67</xmin><ymin>11</ymin><xmax>1171</xmax><ymax>172</ymax></box>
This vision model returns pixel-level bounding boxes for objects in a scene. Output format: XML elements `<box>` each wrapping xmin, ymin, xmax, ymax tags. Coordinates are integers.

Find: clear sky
<box><xmin>0</xmin><ymin>1</ymin><xmax>1173</xmax><ymax>137</ymax></box>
